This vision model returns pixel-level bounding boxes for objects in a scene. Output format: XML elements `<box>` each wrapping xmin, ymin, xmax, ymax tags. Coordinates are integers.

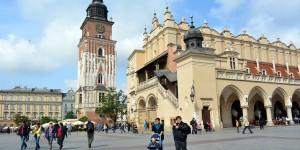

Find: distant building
<box><xmin>0</xmin><ymin>86</ymin><xmax>63</xmax><ymax>127</ymax></box>
<box><xmin>62</xmin><ymin>89</ymin><xmax>76</xmax><ymax>120</ymax></box>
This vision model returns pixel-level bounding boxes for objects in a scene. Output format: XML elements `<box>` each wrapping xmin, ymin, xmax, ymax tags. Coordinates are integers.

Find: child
<box><xmin>147</xmin><ymin>137</ymin><xmax>160</xmax><ymax>150</ymax></box>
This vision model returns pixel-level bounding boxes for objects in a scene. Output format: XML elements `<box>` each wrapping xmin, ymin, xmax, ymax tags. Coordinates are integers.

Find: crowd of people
<box><xmin>11</xmin><ymin>114</ymin><xmax>299</xmax><ymax>150</ymax></box>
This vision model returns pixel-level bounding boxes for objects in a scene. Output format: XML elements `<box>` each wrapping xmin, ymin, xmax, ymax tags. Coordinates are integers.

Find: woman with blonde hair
<box><xmin>33</xmin><ymin>122</ymin><xmax>41</xmax><ymax>150</ymax></box>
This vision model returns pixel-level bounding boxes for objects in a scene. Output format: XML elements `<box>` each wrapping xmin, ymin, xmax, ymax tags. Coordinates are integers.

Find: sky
<box><xmin>0</xmin><ymin>0</ymin><xmax>300</xmax><ymax>93</ymax></box>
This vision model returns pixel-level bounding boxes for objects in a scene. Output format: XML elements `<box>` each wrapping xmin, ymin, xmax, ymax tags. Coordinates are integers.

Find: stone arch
<box><xmin>292</xmin><ymin>89</ymin><xmax>300</xmax><ymax>117</ymax></box>
<box><xmin>220</xmin><ymin>85</ymin><xmax>244</xmax><ymax>127</ymax></box>
<box><xmin>137</xmin><ymin>96</ymin><xmax>146</xmax><ymax>110</ymax></box>
<box><xmin>220</xmin><ymin>85</ymin><xmax>244</xmax><ymax>104</ymax></box>
<box><xmin>248</xmin><ymin>86</ymin><xmax>269</xmax><ymax>121</ymax></box>
<box><xmin>248</xmin><ymin>86</ymin><xmax>269</xmax><ymax>105</ymax></box>
<box><xmin>146</xmin><ymin>94</ymin><xmax>157</xmax><ymax>109</ymax></box>
<box><xmin>272</xmin><ymin>87</ymin><xmax>289</xmax><ymax>105</ymax></box>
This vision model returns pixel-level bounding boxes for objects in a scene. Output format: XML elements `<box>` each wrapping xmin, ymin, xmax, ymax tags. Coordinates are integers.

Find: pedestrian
<box><xmin>120</xmin><ymin>124</ymin><xmax>126</xmax><ymax>133</ymax></box>
<box><xmin>142</xmin><ymin>119</ymin><xmax>148</xmax><ymax>134</ymax></box>
<box><xmin>86</xmin><ymin>120</ymin><xmax>95</xmax><ymax>148</ymax></box>
<box><xmin>236</xmin><ymin>119</ymin><xmax>239</xmax><ymax>133</ymax></box>
<box><xmin>103</xmin><ymin>123</ymin><xmax>108</xmax><ymax>133</ymax></box>
<box><xmin>127</xmin><ymin>122</ymin><xmax>131</xmax><ymax>133</ymax></box>
<box><xmin>190</xmin><ymin>118</ymin><xmax>197</xmax><ymax>134</ymax></box>
<box><xmin>152</xmin><ymin>118</ymin><xmax>164</xmax><ymax>150</ymax></box>
<box><xmin>259</xmin><ymin>117</ymin><xmax>264</xmax><ymax>130</ymax></box>
<box><xmin>7</xmin><ymin>126</ymin><xmax>10</xmax><ymax>134</ymax></box>
<box><xmin>18</xmin><ymin>121</ymin><xmax>30</xmax><ymax>150</ymax></box>
<box><xmin>57</xmin><ymin>123</ymin><xmax>67</xmax><ymax>150</ymax></box>
<box><xmin>45</xmin><ymin>122</ymin><xmax>56</xmax><ymax>150</ymax></box>
<box><xmin>33</xmin><ymin>123</ymin><xmax>41</xmax><ymax>150</ymax></box>
<box><xmin>53</xmin><ymin>121</ymin><xmax>59</xmax><ymax>143</ymax></box>
<box><xmin>64</xmin><ymin>123</ymin><xmax>68</xmax><ymax>139</ymax></box>
<box><xmin>67</xmin><ymin>123</ymin><xmax>72</xmax><ymax>135</ymax></box>
<box><xmin>242</xmin><ymin>115</ymin><xmax>253</xmax><ymax>134</ymax></box>
<box><xmin>97</xmin><ymin>122</ymin><xmax>101</xmax><ymax>132</ymax></box>
<box><xmin>173</xmin><ymin>116</ymin><xmax>191</xmax><ymax>150</ymax></box>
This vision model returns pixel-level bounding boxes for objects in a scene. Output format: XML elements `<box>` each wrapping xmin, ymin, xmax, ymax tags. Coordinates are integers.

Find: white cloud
<box><xmin>210</xmin><ymin>0</ymin><xmax>300</xmax><ymax>47</ymax></box>
<box><xmin>64</xmin><ymin>79</ymin><xmax>78</xmax><ymax>90</ymax></box>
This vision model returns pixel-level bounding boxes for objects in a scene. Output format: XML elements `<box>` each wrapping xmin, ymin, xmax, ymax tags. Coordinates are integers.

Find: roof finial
<box><xmin>166</xmin><ymin>2</ymin><xmax>169</xmax><ymax>11</ymax></box>
<box><xmin>154</xmin><ymin>9</ymin><xmax>156</xmax><ymax>17</ymax></box>
<box><xmin>110</xmin><ymin>17</ymin><xmax>113</xmax><ymax>21</ymax></box>
<box><xmin>224</xmin><ymin>25</ymin><xmax>228</xmax><ymax>31</ymax></box>
<box><xmin>277</xmin><ymin>37</ymin><xmax>280</xmax><ymax>41</ymax></box>
<box><xmin>144</xmin><ymin>25</ymin><xmax>147</xmax><ymax>34</ymax></box>
<box><xmin>204</xmin><ymin>20</ymin><xmax>208</xmax><ymax>27</ymax></box>
<box><xmin>242</xmin><ymin>29</ymin><xmax>247</xmax><ymax>34</ymax></box>
<box><xmin>190</xmin><ymin>16</ymin><xmax>195</xmax><ymax>29</ymax></box>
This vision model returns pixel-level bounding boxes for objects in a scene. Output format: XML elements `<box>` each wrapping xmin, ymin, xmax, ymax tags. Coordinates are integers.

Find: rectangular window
<box><xmin>99</xmin><ymin>93</ymin><xmax>105</xmax><ymax>102</ymax></box>
<box><xmin>262</xmin><ymin>69</ymin><xmax>267</xmax><ymax>76</ymax></box>
<box><xmin>11</xmin><ymin>105</ymin><xmax>15</xmax><ymax>110</ymax></box>
<box><xmin>27</xmin><ymin>105</ymin><xmax>30</xmax><ymax>110</ymax></box>
<box><xmin>65</xmin><ymin>104</ymin><xmax>67</xmax><ymax>108</ymax></box>
<box><xmin>49</xmin><ymin>113</ymin><xmax>53</xmax><ymax>119</ymax></box>
<box><xmin>55</xmin><ymin>105</ymin><xmax>58</xmax><ymax>110</ymax></box>
<box><xmin>277</xmin><ymin>71</ymin><xmax>281</xmax><ymax>77</ymax></box>
<box><xmin>19</xmin><ymin>96</ymin><xmax>22</xmax><ymax>101</ymax></box>
<box><xmin>65</xmin><ymin>110</ymin><xmax>68</xmax><ymax>114</ymax></box>
<box><xmin>4</xmin><ymin>113</ymin><xmax>8</xmax><ymax>120</ymax></box>
<box><xmin>27</xmin><ymin>97</ymin><xmax>30</xmax><ymax>101</ymax></box>
<box><xmin>19</xmin><ymin>105</ymin><xmax>22</xmax><ymax>110</ymax></box>
<box><xmin>34</xmin><ymin>97</ymin><xmax>37</xmax><ymax>101</ymax></box>
<box><xmin>49</xmin><ymin>98</ymin><xmax>53</xmax><ymax>101</ymax></box>
<box><xmin>41</xmin><ymin>97</ymin><xmax>44</xmax><ymax>101</ymax></box>
<box><xmin>4</xmin><ymin>105</ymin><xmax>9</xmax><ymax>110</ymax></box>
<box><xmin>40</xmin><ymin>105</ymin><xmax>44</xmax><ymax>110</ymax></box>
<box><xmin>79</xmin><ymin>94</ymin><xmax>82</xmax><ymax>103</ymax></box>
<box><xmin>11</xmin><ymin>96</ymin><xmax>15</xmax><ymax>101</ymax></box>
<box><xmin>71</xmin><ymin>104</ymin><xmax>74</xmax><ymax>108</ymax></box>
<box><xmin>245</xmin><ymin>68</ymin><xmax>250</xmax><ymax>74</ymax></box>
<box><xmin>230</xmin><ymin>57</ymin><xmax>236</xmax><ymax>69</ymax></box>
<box><xmin>290</xmin><ymin>73</ymin><xmax>294</xmax><ymax>78</ymax></box>
<box><xmin>49</xmin><ymin>105</ymin><xmax>53</xmax><ymax>110</ymax></box>
<box><xmin>34</xmin><ymin>105</ymin><xmax>37</xmax><ymax>110</ymax></box>
<box><xmin>55</xmin><ymin>97</ymin><xmax>58</xmax><ymax>102</ymax></box>
<box><xmin>10</xmin><ymin>113</ymin><xmax>15</xmax><ymax>120</ymax></box>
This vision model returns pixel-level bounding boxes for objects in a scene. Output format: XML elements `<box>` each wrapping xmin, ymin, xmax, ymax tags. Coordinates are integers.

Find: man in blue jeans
<box><xmin>18</xmin><ymin>121</ymin><xmax>30</xmax><ymax>150</ymax></box>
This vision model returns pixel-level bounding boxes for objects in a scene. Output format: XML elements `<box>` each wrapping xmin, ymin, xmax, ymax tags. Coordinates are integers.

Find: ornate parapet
<box><xmin>216</xmin><ymin>69</ymin><xmax>300</xmax><ymax>85</ymax></box>
<box><xmin>137</xmin><ymin>77</ymin><xmax>158</xmax><ymax>92</ymax></box>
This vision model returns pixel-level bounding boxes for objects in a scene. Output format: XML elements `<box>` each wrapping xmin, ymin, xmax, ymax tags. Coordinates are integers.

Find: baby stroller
<box><xmin>147</xmin><ymin>133</ymin><xmax>161</xmax><ymax>150</ymax></box>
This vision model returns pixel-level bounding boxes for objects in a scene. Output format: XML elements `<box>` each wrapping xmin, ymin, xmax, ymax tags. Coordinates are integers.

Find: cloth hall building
<box><xmin>126</xmin><ymin>9</ymin><xmax>300</xmax><ymax>130</ymax></box>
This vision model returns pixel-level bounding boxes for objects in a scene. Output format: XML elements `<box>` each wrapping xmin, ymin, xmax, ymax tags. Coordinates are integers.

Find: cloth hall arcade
<box><xmin>126</xmin><ymin>8</ymin><xmax>300</xmax><ymax>130</ymax></box>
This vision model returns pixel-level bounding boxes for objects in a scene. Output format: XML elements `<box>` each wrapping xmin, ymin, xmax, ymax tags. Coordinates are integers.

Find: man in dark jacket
<box><xmin>86</xmin><ymin>120</ymin><xmax>94</xmax><ymax>148</ymax></box>
<box><xmin>152</xmin><ymin>118</ymin><xmax>164</xmax><ymax>150</ymax></box>
<box><xmin>19</xmin><ymin>121</ymin><xmax>30</xmax><ymax>150</ymax></box>
<box><xmin>173</xmin><ymin>116</ymin><xmax>190</xmax><ymax>150</ymax></box>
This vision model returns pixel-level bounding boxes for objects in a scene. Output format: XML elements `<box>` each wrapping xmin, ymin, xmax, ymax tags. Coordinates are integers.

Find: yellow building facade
<box><xmin>127</xmin><ymin>9</ymin><xmax>300</xmax><ymax>131</ymax></box>
<box><xmin>0</xmin><ymin>87</ymin><xmax>63</xmax><ymax>127</ymax></box>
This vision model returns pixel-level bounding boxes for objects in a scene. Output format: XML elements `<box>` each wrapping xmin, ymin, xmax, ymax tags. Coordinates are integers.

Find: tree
<box><xmin>65</xmin><ymin>111</ymin><xmax>76</xmax><ymax>119</ymax></box>
<box><xmin>13</xmin><ymin>114</ymin><xmax>31</xmax><ymax>126</ymax></box>
<box><xmin>95</xmin><ymin>89</ymin><xmax>127</xmax><ymax>123</ymax></box>
<box><xmin>79</xmin><ymin>116</ymin><xmax>88</xmax><ymax>122</ymax></box>
<box><xmin>41</xmin><ymin>116</ymin><xmax>51</xmax><ymax>125</ymax></box>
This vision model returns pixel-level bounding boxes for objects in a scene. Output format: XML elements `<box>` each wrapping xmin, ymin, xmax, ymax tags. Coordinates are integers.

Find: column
<box><xmin>241</xmin><ymin>105</ymin><xmax>248</xmax><ymax>119</ymax></box>
<box><xmin>145</xmin><ymin>70</ymin><xmax>149</xmax><ymax>81</ymax></box>
<box><xmin>265</xmin><ymin>105</ymin><xmax>274</xmax><ymax>126</ymax></box>
<box><xmin>286</xmin><ymin>105</ymin><xmax>294</xmax><ymax>124</ymax></box>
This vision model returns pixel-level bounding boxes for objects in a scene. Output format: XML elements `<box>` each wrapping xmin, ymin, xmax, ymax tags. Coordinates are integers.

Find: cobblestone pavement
<box><xmin>1</xmin><ymin>125</ymin><xmax>300</xmax><ymax>150</ymax></box>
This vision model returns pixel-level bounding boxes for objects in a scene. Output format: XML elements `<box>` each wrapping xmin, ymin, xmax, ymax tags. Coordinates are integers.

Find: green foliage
<box><xmin>50</xmin><ymin>118</ymin><xmax>58</xmax><ymax>123</ymax></box>
<box><xmin>95</xmin><ymin>89</ymin><xmax>127</xmax><ymax>123</ymax></box>
<box><xmin>79</xmin><ymin>116</ymin><xmax>88</xmax><ymax>122</ymax></box>
<box><xmin>41</xmin><ymin>116</ymin><xmax>51</xmax><ymax>125</ymax></box>
<box><xmin>65</xmin><ymin>111</ymin><xmax>76</xmax><ymax>119</ymax></box>
<box><xmin>13</xmin><ymin>114</ymin><xmax>31</xmax><ymax>126</ymax></box>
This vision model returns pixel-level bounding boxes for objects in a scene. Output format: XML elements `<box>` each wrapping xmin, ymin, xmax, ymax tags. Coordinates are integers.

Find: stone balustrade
<box><xmin>217</xmin><ymin>69</ymin><xmax>300</xmax><ymax>85</ymax></box>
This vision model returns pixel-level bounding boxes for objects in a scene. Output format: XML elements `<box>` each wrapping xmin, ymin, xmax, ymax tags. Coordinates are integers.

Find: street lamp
<box><xmin>190</xmin><ymin>82</ymin><xmax>195</xmax><ymax>103</ymax></box>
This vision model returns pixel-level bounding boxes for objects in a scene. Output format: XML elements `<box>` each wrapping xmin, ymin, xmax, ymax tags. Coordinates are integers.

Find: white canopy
<box><xmin>42</xmin><ymin>123</ymin><xmax>50</xmax><ymax>128</ymax></box>
<box><xmin>85</xmin><ymin>121</ymin><xmax>95</xmax><ymax>124</ymax></box>
<box><xmin>72</xmin><ymin>121</ymin><xmax>84</xmax><ymax>126</ymax></box>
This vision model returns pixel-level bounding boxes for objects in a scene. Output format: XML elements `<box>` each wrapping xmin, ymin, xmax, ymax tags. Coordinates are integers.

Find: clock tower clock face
<box><xmin>96</xmin><ymin>23</ymin><xmax>106</xmax><ymax>33</ymax></box>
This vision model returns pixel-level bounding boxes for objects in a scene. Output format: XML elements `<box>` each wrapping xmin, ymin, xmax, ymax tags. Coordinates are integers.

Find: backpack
<box><xmin>184</xmin><ymin>123</ymin><xmax>191</xmax><ymax>134</ymax></box>
<box><xmin>87</xmin><ymin>123</ymin><xmax>94</xmax><ymax>132</ymax></box>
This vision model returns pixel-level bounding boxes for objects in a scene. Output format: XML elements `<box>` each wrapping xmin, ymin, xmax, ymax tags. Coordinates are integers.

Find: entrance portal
<box><xmin>231</xmin><ymin>100</ymin><xmax>242</xmax><ymax>127</ymax></box>
<box><xmin>274</xmin><ymin>101</ymin><xmax>286</xmax><ymax>118</ymax></box>
<box><xmin>202</xmin><ymin>107</ymin><xmax>211</xmax><ymax>124</ymax></box>
<box><xmin>254</xmin><ymin>101</ymin><xmax>266</xmax><ymax>122</ymax></box>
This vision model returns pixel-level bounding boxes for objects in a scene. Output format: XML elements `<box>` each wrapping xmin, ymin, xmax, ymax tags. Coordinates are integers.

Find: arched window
<box><xmin>98</xmin><ymin>48</ymin><xmax>104</xmax><ymax>56</ymax></box>
<box><xmin>98</xmin><ymin>74</ymin><xmax>103</xmax><ymax>84</ymax></box>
